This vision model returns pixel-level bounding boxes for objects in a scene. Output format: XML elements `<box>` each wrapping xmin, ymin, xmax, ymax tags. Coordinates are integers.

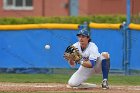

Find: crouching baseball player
<box><xmin>64</xmin><ymin>24</ymin><xmax>110</xmax><ymax>89</ymax></box>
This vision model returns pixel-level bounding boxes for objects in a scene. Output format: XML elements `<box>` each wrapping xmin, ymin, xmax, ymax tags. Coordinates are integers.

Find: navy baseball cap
<box><xmin>77</xmin><ymin>25</ymin><xmax>90</xmax><ymax>37</ymax></box>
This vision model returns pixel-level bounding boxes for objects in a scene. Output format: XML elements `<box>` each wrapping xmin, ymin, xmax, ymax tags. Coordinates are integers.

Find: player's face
<box><xmin>77</xmin><ymin>35</ymin><xmax>89</xmax><ymax>48</ymax></box>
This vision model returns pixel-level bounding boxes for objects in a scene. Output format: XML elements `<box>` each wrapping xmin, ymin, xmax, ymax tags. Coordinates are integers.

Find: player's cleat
<box><xmin>67</xmin><ymin>83</ymin><xmax>96</xmax><ymax>89</ymax></box>
<box><xmin>102</xmin><ymin>79</ymin><xmax>109</xmax><ymax>89</ymax></box>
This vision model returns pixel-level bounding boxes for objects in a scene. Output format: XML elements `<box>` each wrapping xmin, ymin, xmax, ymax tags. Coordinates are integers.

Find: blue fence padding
<box><xmin>130</xmin><ymin>30</ymin><xmax>140</xmax><ymax>70</ymax></box>
<box><xmin>90</xmin><ymin>29</ymin><xmax>124</xmax><ymax>70</ymax></box>
<box><xmin>0</xmin><ymin>29</ymin><xmax>78</xmax><ymax>68</ymax></box>
<box><xmin>0</xmin><ymin>29</ymin><xmax>140</xmax><ymax>70</ymax></box>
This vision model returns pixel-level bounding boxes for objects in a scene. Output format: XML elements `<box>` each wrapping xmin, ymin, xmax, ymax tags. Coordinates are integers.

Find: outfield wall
<box><xmin>0</xmin><ymin>23</ymin><xmax>140</xmax><ymax>71</ymax></box>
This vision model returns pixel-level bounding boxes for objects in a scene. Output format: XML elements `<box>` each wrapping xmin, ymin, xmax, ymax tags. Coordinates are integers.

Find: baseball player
<box><xmin>65</xmin><ymin>24</ymin><xmax>110</xmax><ymax>89</ymax></box>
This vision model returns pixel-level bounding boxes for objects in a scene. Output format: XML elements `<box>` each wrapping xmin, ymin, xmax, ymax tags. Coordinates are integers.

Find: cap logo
<box><xmin>81</xmin><ymin>29</ymin><xmax>85</xmax><ymax>33</ymax></box>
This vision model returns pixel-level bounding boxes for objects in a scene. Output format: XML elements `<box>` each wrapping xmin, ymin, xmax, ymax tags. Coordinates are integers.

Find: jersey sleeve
<box><xmin>89</xmin><ymin>45</ymin><xmax>100</xmax><ymax>61</ymax></box>
<box><xmin>72</xmin><ymin>42</ymin><xmax>79</xmax><ymax>48</ymax></box>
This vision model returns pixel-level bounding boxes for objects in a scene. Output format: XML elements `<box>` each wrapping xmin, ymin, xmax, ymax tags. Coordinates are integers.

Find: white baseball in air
<box><xmin>45</xmin><ymin>44</ymin><xmax>50</xmax><ymax>49</ymax></box>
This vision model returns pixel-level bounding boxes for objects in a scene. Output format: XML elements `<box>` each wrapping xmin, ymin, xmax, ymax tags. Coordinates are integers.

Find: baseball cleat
<box><xmin>102</xmin><ymin>79</ymin><xmax>109</xmax><ymax>89</ymax></box>
<box><xmin>67</xmin><ymin>83</ymin><xmax>96</xmax><ymax>89</ymax></box>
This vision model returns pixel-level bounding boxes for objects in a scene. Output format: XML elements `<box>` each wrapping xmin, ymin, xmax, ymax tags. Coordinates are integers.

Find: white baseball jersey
<box><xmin>68</xmin><ymin>42</ymin><xmax>102</xmax><ymax>87</ymax></box>
<box><xmin>73</xmin><ymin>42</ymin><xmax>100</xmax><ymax>61</ymax></box>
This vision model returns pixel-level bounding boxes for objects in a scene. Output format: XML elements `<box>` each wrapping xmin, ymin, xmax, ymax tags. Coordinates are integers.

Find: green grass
<box><xmin>0</xmin><ymin>74</ymin><xmax>70</xmax><ymax>83</ymax></box>
<box><xmin>0</xmin><ymin>74</ymin><xmax>139</xmax><ymax>85</ymax></box>
<box><xmin>87</xmin><ymin>75</ymin><xmax>140</xmax><ymax>85</ymax></box>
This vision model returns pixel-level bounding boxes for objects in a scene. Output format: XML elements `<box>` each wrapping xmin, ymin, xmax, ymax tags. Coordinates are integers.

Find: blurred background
<box><xmin>0</xmin><ymin>0</ymin><xmax>140</xmax><ymax>23</ymax></box>
<box><xmin>0</xmin><ymin>0</ymin><xmax>140</xmax><ymax>75</ymax></box>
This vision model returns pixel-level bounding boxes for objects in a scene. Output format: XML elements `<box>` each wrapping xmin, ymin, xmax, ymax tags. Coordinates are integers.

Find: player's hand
<box><xmin>68</xmin><ymin>59</ymin><xmax>76</xmax><ymax>67</ymax></box>
<box><xmin>63</xmin><ymin>45</ymin><xmax>82</xmax><ymax>66</ymax></box>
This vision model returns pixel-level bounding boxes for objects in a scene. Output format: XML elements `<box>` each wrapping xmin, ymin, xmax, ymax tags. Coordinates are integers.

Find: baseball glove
<box><xmin>64</xmin><ymin>45</ymin><xmax>82</xmax><ymax>64</ymax></box>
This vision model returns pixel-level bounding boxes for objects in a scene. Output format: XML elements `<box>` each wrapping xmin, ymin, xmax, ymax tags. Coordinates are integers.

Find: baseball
<box><xmin>45</xmin><ymin>44</ymin><xmax>50</xmax><ymax>49</ymax></box>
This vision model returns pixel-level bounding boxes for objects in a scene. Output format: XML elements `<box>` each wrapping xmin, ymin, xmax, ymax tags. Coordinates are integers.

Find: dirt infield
<box><xmin>0</xmin><ymin>82</ymin><xmax>140</xmax><ymax>93</ymax></box>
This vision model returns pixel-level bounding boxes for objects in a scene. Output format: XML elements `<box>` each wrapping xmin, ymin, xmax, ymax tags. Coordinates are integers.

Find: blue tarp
<box><xmin>91</xmin><ymin>29</ymin><xmax>124</xmax><ymax>70</ymax></box>
<box><xmin>0</xmin><ymin>29</ymin><xmax>140</xmax><ymax>70</ymax></box>
<box><xmin>0</xmin><ymin>29</ymin><xmax>77</xmax><ymax>68</ymax></box>
<box><xmin>130</xmin><ymin>30</ymin><xmax>140</xmax><ymax>70</ymax></box>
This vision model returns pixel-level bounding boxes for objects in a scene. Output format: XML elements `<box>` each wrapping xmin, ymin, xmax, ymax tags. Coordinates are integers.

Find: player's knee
<box><xmin>101</xmin><ymin>52</ymin><xmax>110</xmax><ymax>59</ymax></box>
